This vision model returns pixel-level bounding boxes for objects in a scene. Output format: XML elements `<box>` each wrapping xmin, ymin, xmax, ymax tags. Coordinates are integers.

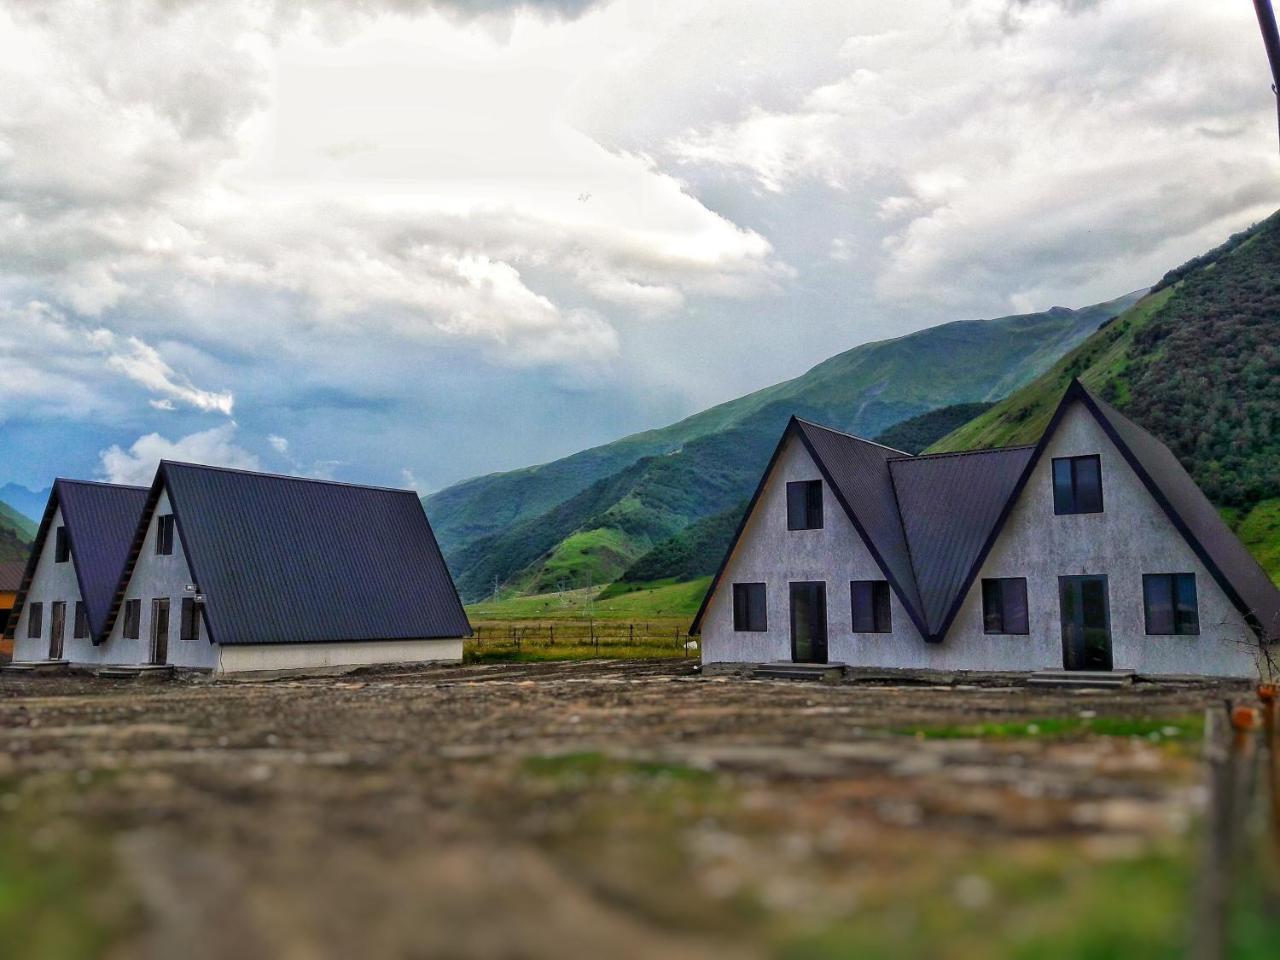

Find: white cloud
<box><xmin>267</xmin><ymin>435</ymin><xmax>290</xmax><ymax>454</ymax></box>
<box><xmin>99</xmin><ymin>424</ymin><xmax>261</xmax><ymax>485</ymax></box>
<box><xmin>88</xmin><ymin>330</ymin><xmax>234</xmax><ymax>414</ymax></box>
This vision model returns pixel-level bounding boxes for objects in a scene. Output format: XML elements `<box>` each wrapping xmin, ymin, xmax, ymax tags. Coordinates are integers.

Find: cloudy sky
<box><xmin>1</xmin><ymin>0</ymin><xmax>1277</xmax><ymax>496</ymax></box>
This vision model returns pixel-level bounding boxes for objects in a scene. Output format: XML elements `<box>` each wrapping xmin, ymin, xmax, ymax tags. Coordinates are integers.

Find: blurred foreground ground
<box><xmin>1</xmin><ymin>660</ymin><xmax>1276</xmax><ymax>959</ymax></box>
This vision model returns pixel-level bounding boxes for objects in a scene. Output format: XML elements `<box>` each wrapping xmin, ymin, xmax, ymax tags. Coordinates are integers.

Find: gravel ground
<box><xmin>0</xmin><ymin>660</ymin><xmax>1257</xmax><ymax>959</ymax></box>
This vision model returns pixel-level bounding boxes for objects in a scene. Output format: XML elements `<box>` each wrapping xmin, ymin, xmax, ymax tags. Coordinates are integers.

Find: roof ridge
<box><xmin>55</xmin><ymin>478</ymin><xmax>149</xmax><ymax>491</ymax></box>
<box><xmin>889</xmin><ymin>444</ymin><xmax>1037</xmax><ymax>463</ymax></box>
<box><xmin>792</xmin><ymin>417</ymin><xmax>912</xmax><ymax>457</ymax></box>
<box><xmin>160</xmin><ymin>460</ymin><xmax>417</xmax><ymax>496</ymax></box>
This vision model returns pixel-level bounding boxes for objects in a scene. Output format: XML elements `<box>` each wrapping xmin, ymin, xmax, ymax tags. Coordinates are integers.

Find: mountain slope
<box><xmin>0</xmin><ymin>484</ymin><xmax>50</xmax><ymax>525</ymax></box>
<box><xmin>0</xmin><ymin>500</ymin><xmax>33</xmax><ymax>563</ymax></box>
<box><xmin>428</xmin><ymin>296</ymin><xmax>1138</xmax><ymax>563</ymax></box>
<box><xmin>432</xmin><ymin>292</ymin><xmax>1142</xmax><ymax>601</ymax></box>
<box><xmin>932</xmin><ymin>212</ymin><xmax>1280</xmax><ymax>580</ymax></box>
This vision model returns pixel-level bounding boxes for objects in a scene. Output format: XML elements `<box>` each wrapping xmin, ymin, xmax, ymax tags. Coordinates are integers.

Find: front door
<box><xmin>790</xmin><ymin>581</ymin><xmax>828</xmax><ymax>664</ymax></box>
<box><xmin>49</xmin><ymin>601</ymin><xmax>65</xmax><ymax>660</ymax></box>
<box><xmin>1059</xmin><ymin>576</ymin><xmax>1112</xmax><ymax>671</ymax></box>
<box><xmin>150</xmin><ymin>599</ymin><xmax>170</xmax><ymax>665</ymax></box>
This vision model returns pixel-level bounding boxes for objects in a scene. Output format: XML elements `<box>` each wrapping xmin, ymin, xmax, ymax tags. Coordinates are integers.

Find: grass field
<box><xmin>465</xmin><ymin>577</ymin><xmax>709</xmax><ymax>624</ymax></box>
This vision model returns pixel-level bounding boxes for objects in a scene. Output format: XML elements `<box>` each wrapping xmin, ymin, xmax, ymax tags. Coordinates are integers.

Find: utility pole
<box><xmin>1255</xmin><ymin>0</ymin><xmax>1280</xmax><ymax>152</ymax></box>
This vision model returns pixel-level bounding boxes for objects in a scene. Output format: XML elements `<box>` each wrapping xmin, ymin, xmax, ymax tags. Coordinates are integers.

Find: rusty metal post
<box><xmin>1255</xmin><ymin>0</ymin><xmax>1280</xmax><ymax>152</ymax></box>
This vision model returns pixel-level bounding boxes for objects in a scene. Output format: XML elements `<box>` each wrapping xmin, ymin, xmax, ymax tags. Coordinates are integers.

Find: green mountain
<box><xmin>429</xmin><ymin>292</ymin><xmax>1143</xmax><ymax>601</ymax></box>
<box><xmin>932</xmin><ymin>212</ymin><xmax>1280</xmax><ymax>581</ymax></box>
<box><xmin>0</xmin><ymin>500</ymin><xmax>34</xmax><ymax>564</ymax></box>
<box><xmin>872</xmin><ymin>402</ymin><xmax>996</xmax><ymax>455</ymax></box>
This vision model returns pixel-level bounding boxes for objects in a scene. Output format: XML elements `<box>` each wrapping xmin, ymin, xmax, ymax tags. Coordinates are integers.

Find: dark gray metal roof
<box><xmin>107</xmin><ymin>462</ymin><xmax>471</xmax><ymax>646</ymax></box>
<box><xmin>1086</xmin><ymin>390</ymin><xmax>1280</xmax><ymax>642</ymax></box>
<box><xmin>3</xmin><ymin>480</ymin><xmax>149</xmax><ymax>641</ymax></box>
<box><xmin>0</xmin><ymin>561</ymin><xmax>24</xmax><ymax>593</ymax></box>
<box><xmin>889</xmin><ymin>446</ymin><xmax>1035</xmax><ymax>637</ymax></box>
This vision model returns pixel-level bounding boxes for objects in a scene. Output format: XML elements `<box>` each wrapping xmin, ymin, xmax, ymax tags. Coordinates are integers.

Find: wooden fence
<box><xmin>468</xmin><ymin>621</ymin><xmax>696</xmax><ymax>657</ymax></box>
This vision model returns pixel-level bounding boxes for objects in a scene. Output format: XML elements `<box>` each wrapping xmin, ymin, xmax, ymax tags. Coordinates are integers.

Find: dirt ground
<box><xmin>0</xmin><ymin>660</ymin><xmax>1273</xmax><ymax>959</ymax></box>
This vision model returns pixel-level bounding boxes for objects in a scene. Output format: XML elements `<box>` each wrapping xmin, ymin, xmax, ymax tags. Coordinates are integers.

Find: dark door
<box><xmin>49</xmin><ymin>601</ymin><xmax>65</xmax><ymax>660</ymax></box>
<box><xmin>790</xmin><ymin>581</ymin><xmax>828</xmax><ymax>664</ymax></box>
<box><xmin>151</xmin><ymin>599</ymin><xmax>170</xmax><ymax>665</ymax></box>
<box><xmin>1059</xmin><ymin>576</ymin><xmax>1112</xmax><ymax>671</ymax></box>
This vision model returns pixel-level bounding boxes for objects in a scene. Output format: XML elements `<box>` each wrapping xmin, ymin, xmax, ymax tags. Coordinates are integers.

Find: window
<box><xmin>1052</xmin><ymin>455</ymin><xmax>1103</xmax><ymax>515</ymax></box>
<box><xmin>1143</xmin><ymin>573</ymin><xmax>1199</xmax><ymax>635</ymax></box>
<box><xmin>27</xmin><ymin>602</ymin><xmax>43</xmax><ymax>639</ymax></box>
<box><xmin>850</xmin><ymin>580</ymin><xmax>892</xmax><ymax>632</ymax></box>
<box><xmin>180</xmin><ymin>597</ymin><xmax>202</xmax><ymax>641</ymax></box>
<box><xmin>982</xmin><ymin>578</ymin><xmax>1030</xmax><ymax>634</ymax></box>
<box><xmin>54</xmin><ymin>526</ymin><xmax>70</xmax><ymax>563</ymax></box>
<box><xmin>156</xmin><ymin>514</ymin><xmax>175</xmax><ymax>556</ymax></box>
<box><xmin>732</xmin><ymin>583</ymin><xmax>767</xmax><ymax>632</ymax></box>
<box><xmin>786</xmin><ymin>480</ymin><xmax>823</xmax><ymax>530</ymax></box>
<box><xmin>73</xmin><ymin>601</ymin><xmax>89</xmax><ymax>640</ymax></box>
<box><xmin>123</xmin><ymin>599</ymin><xmax>141</xmax><ymax>640</ymax></box>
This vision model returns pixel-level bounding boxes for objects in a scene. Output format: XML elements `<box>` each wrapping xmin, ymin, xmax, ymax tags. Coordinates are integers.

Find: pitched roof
<box><xmin>889</xmin><ymin>445</ymin><xmax>1035</xmax><ymax>636</ymax></box>
<box><xmin>0</xmin><ymin>560</ymin><xmax>26</xmax><ymax>593</ymax></box>
<box><xmin>105</xmin><ymin>462</ymin><xmax>472</xmax><ymax>646</ymax></box>
<box><xmin>691</xmin><ymin>380</ymin><xmax>1280</xmax><ymax>645</ymax></box>
<box><xmin>3</xmin><ymin>480</ymin><xmax>149</xmax><ymax>641</ymax></box>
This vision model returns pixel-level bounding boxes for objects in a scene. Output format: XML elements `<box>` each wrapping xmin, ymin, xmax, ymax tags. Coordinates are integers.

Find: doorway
<box><xmin>789</xmin><ymin>581</ymin><xmax>828</xmax><ymax>664</ymax></box>
<box><xmin>49</xmin><ymin>601</ymin><xmax>65</xmax><ymax>660</ymax></box>
<box><xmin>150</xmin><ymin>598</ymin><xmax>170</xmax><ymax>665</ymax></box>
<box><xmin>1059</xmin><ymin>575</ymin><xmax>1112</xmax><ymax>671</ymax></box>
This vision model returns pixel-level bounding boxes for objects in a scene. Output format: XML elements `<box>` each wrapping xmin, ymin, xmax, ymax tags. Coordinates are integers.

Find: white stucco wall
<box><xmin>12</xmin><ymin>506</ymin><xmax>82</xmax><ymax>662</ymax></box>
<box><xmin>701</xmin><ymin>404</ymin><xmax>1264</xmax><ymax>678</ymax></box>
<box><xmin>700</xmin><ymin>437</ymin><xmax>926</xmax><ymax>664</ymax></box>
<box><xmin>215</xmin><ymin>638</ymin><xmax>462</xmax><ymax>674</ymax></box>
<box><xmin>946</xmin><ymin>404</ymin><xmax>1260</xmax><ymax>677</ymax></box>
<box><xmin>96</xmin><ymin>489</ymin><xmax>217</xmax><ymax>669</ymax></box>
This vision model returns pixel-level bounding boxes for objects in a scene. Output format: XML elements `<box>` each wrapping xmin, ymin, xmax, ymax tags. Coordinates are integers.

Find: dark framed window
<box><xmin>54</xmin><ymin>526</ymin><xmax>70</xmax><ymax>563</ymax></box>
<box><xmin>123</xmin><ymin>599</ymin><xmax>141</xmax><ymax>640</ymax></box>
<box><xmin>27</xmin><ymin>602</ymin><xmax>43</xmax><ymax>639</ymax></box>
<box><xmin>1052</xmin><ymin>455</ymin><xmax>1103</xmax><ymax>515</ymax></box>
<box><xmin>156</xmin><ymin>515</ymin><xmax>175</xmax><ymax>556</ymax></box>
<box><xmin>1143</xmin><ymin>573</ymin><xmax>1199</xmax><ymax>635</ymax></box>
<box><xmin>73</xmin><ymin>601</ymin><xmax>89</xmax><ymax>640</ymax></box>
<box><xmin>786</xmin><ymin>480</ymin><xmax>823</xmax><ymax>530</ymax></box>
<box><xmin>850</xmin><ymin>580</ymin><xmax>891</xmax><ymax>632</ymax></box>
<box><xmin>982</xmin><ymin>578</ymin><xmax>1030</xmax><ymax>634</ymax></box>
<box><xmin>180</xmin><ymin>597</ymin><xmax>203</xmax><ymax>642</ymax></box>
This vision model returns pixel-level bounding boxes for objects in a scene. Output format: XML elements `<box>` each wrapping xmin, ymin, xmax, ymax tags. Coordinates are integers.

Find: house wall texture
<box><xmin>215</xmin><ymin>638</ymin><xmax>463</xmax><ymax>674</ymax></box>
<box><xmin>701</xmin><ymin>404</ymin><xmax>1263</xmax><ymax>677</ymax></box>
<box><xmin>12</xmin><ymin>506</ymin><xmax>82</xmax><ymax>662</ymax></box>
<box><xmin>98</xmin><ymin>489</ymin><xmax>217</xmax><ymax>670</ymax></box>
<box><xmin>700</xmin><ymin>437</ymin><xmax>926</xmax><ymax>664</ymax></box>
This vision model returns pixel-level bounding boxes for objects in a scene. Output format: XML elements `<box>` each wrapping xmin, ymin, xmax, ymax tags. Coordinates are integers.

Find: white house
<box><xmin>691</xmin><ymin>381</ymin><xmax>1279</xmax><ymax>679</ymax></box>
<box><xmin>7</xmin><ymin>480</ymin><xmax>148</xmax><ymax>665</ymax></box>
<box><xmin>9</xmin><ymin>462</ymin><xmax>471</xmax><ymax>674</ymax></box>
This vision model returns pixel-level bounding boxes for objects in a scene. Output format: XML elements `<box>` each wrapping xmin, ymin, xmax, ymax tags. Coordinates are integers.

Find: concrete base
<box><xmin>3</xmin><ymin>659</ymin><xmax>70</xmax><ymax>674</ymax></box>
<box><xmin>95</xmin><ymin>664</ymin><xmax>177</xmax><ymax>681</ymax></box>
<box><xmin>1028</xmin><ymin>669</ymin><xmax>1136</xmax><ymax>689</ymax></box>
<box><xmin>753</xmin><ymin>662</ymin><xmax>847</xmax><ymax>682</ymax></box>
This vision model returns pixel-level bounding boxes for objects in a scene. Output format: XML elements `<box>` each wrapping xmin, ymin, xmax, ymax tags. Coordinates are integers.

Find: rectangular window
<box><xmin>1143</xmin><ymin>573</ymin><xmax>1199</xmax><ymax>635</ymax></box>
<box><xmin>850</xmin><ymin>580</ymin><xmax>892</xmax><ymax>632</ymax></box>
<box><xmin>155</xmin><ymin>514</ymin><xmax>175</xmax><ymax>556</ymax></box>
<box><xmin>27</xmin><ymin>602</ymin><xmax>43</xmax><ymax>639</ymax></box>
<box><xmin>786</xmin><ymin>480</ymin><xmax>823</xmax><ymax>530</ymax></box>
<box><xmin>982</xmin><ymin>578</ymin><xmax>1030</xmax><ymax>634</ymax></box>
<box><xmin>73</xmin><ymin>601</ymin><xmax>89</xmax><ymax>640</ymax></box>
<box><xmin>54</xmin><ymin>526</ymin><xmax>70</xmax><ymax>563</ymax></box>
<box><xmin>180</xmin><ymin>597</ymin><xmax>202</xmax><ymax>641</ymax></box>
<box><xmin>1052</xmin><ymin>455</ymin><xmax>1103</xmax><ymax>515</ymax></box>
<box><xmin>123</xmin><ymin>599</ymin><xmax>141</xmax><ymax>640</ymax></box>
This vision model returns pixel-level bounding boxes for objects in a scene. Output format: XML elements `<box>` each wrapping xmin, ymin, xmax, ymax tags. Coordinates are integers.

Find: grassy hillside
<box><xmin>0</xmin><ymin>501</ymin><xmax>33</xmax><ymax>564</ymax></box>
<box><xmin>465</xmin><ymin>577</ymin><xmax>709</xmax><ymax>623</ymax></box>
<box><xmin>432</xmin><ymin>293</ymin><xmax>1142</xmax><ymax>600</ymax></box>
<box><xmin>614</xmin><ymin>501</ymin><xmax>747</xmax><ymax>585</ymax></box>
<box><xmin>873</xmin><ymin>402</ymin><xmax>996</xmax><ymax>455</ymax></box>
<box><xmin>932</xmin><ymin>212</ymin><xmax>1280</xmax><ymax>581</ymax></box>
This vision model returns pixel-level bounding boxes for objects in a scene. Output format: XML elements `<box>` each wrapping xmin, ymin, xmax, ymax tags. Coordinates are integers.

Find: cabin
<box><xmin>691</xmin><ymin>381</ymin><xmax>1280</xmax><ymax>679</ymax></box>
<box><xmin>0</xmin><ymin>560</ymin><xmax>26</xmax><ymax>659</ymax></box>
<box><xmin>6</xmin><ymin>481</ymin><xmax>148</xmax><ymax>666</ymax></box>
<box><xmin>91</xmin><ymin>461</ymin><xmax>471</xmax><ymax>673</ymax></box>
